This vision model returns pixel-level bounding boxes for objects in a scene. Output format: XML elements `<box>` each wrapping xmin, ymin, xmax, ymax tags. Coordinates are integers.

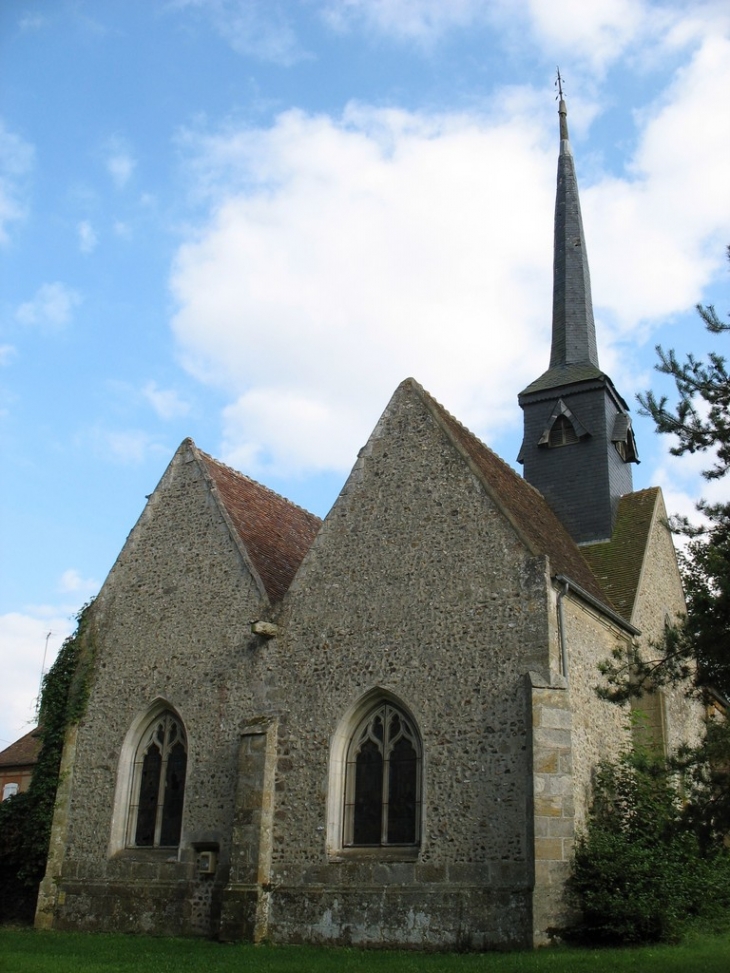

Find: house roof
<box><xmin>580</xmin><ymin>488</ymin><xmax>660</xmax><ymax>622</ymax></box>
<box><xmin>0</xmin><ymin>727</ymin><xmax>42</xmax><ymax>769</ymax></box>
<box><xmin>192</xmin><ymin>442</ymin><xmax>322</xmax><ymax>604</ymax></box>
<box><xmin>412</xmin><ymin>380</ymin><xmax>611</xmax><ymax>607</ymax></box>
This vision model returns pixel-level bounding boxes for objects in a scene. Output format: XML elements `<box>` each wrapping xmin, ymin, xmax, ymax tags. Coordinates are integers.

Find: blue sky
<box><xmin>1</xmin><ymin>0</ymin><xmax>729</xmax><ymax>748</ymax></box>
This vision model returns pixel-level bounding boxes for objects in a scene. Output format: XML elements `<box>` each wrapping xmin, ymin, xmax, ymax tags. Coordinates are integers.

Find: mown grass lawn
<box><xmin>2</xmin><ymin>928</ymin><xmax>730</xmax><ymax>973</ymax></box>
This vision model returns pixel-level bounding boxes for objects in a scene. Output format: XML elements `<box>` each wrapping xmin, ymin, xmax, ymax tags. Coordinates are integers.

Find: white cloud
<box><xmin>516</xmin><ymin>0</ymin><xmax>730</xmax><ymax>75</ymax></box>
<box><xmin>172</xmin><ymin>0</ymin><xmax>308</xmax><ymax>65</ymax></box>
<box><xmin>0</xmin><ymin>344</ymin><xmax>16</xmax><ymax>365</ymax></box>
<box><xmin>105</xmin><ymin>430</ymin><xmax>157</xmax><ymax>464</ymax></box>
<box><xmin>521</xmin><ymin>0</ymin><xmax>646</xmax><ymax>70</ymax></box>
<box><xmin>87</xmin><ymin>425</ymin><xmax>168</xmax><ymax>465</ymax></box>
<box><xmin>320</xmin><ymin>0</ymin><xmax>487</xmax><ymax>41</ymax></box>
<box><xmin>142</xmin><ymin>381</ymin><xmax>190</xmax><ymax>420</ymax></box>
<box><xmin>584</xmin><ymin>33</ymin><xmax>730</xmax><ymax>338</ymax></box>
<box><xmin>172</xmin><ymin>101</ymin><xmax>557</xmax><ymax>476</ymax></box>
<box><xmin>16</xmin><ymin>282</ymin><xmax>82</xmax><ymax>329</ymax></box>
<box><xmin>647</xmin><ymin>438</ymin><xmax>727</xmax><ymax>545</ymax></box>
<box><xmin>320</xmin><ymin>1</ymin><xmax>729</xmax><ymax>72</ymax></box>
<box><xmin>0</xmin><ymin>121</ymin><xmax>34</xmax><ymax>245</ymax></box>
<box><xmin>105</xmin><ymin>139</ymin><xmax>136</xmax><ymax>189</ymax></box>
<box><xmin>58</xmin><ymin>569</ymin><xmax>98</xmax><ymax>598</ymax></box>
<box><xmin>320</xmin><ymin>0</ymin><xmax>649</xmax><ymax>64</ymax></box>
<box><xmin>19</xmin><ymin>14</ymin><xmax>49</xmax><ymax>31</ymax></box>
<box><xmin>78</xmin><ymin>219</ymin><xmax>98</xmax><ymax>253</ymax></box>
<box><xmin>0</xmin><ymin>611</ymin><xmax>75</xmax><ymax>749</ymax></box>
<box><xmin>166</xmin><ymin>12</ymin><xmax>729</xmax><ymax>481</ymax></box>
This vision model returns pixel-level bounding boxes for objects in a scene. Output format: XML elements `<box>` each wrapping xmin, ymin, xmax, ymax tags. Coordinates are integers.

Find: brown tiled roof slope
<box><xmin>581</xmin><ymin>488</ymin><xmax>659</xmax><ymax>622</ymax></box>
<box><xmin>411</xmin><ymin>380</ymin><xmax>610</xmax><ymax>607</ymax></box>
<box><xmin>0</xmin><ymin>727</ymin><xmax>42</xmax><ymax>768</ymax></box>
<box><xmin>194</xmin><ymin>444</ymin><xmax>322</xmax><ymax>603</ymax></box>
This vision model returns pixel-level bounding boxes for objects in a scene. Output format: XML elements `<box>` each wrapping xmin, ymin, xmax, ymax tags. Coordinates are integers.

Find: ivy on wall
<box><xmin>0</xmin><ymin>601</ymin><xmax>96</xmax><ymax>924</ymax></box>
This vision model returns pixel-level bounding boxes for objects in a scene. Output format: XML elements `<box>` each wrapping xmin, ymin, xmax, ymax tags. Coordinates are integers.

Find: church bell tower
<box><xmin>518</xmin><ymin>80</ymin><xmax>638</xmax><ymax>544</ymax></box>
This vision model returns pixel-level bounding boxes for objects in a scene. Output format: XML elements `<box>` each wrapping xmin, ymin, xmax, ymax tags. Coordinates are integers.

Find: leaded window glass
<box><xmin>128</xmin><ymin>711</ymin><xmax>187</xmax><ymax>848</ymax></box>
<box><xmin>343</xmin><ymin>703</ymin><xmax>421</xmax><ymax>847</ymax></box>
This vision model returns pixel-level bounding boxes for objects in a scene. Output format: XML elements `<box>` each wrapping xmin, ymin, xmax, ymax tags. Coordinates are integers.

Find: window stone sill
<box><xmin>328</xmin><ymin>845</ymin><xmax>420</xmax><ymax>863</ymax></box>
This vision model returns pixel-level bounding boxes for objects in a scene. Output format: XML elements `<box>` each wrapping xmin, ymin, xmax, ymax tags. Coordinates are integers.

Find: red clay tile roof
<box><xmin>193</xmin><ymin>443</ymin><xmax>322</xmax><ymax>603</ymax></box>
<box><xmin>581</xmin><ymin>488</ymin><xmax>659</xmax><ymax>622</ymax></box>
<box><xmin>185</xmin><ymin>375</ymin><xmax>624</xmax><ymax>616</ymax></box>
<box><xmin>0</xmin><ymin>727</ymin><xmax>42</xmax><ymax>768</ymax></box>
<box><xmin>411</xmin><ymin>380</ymin><xmax>611</xmax><ymax>607</ymax></box>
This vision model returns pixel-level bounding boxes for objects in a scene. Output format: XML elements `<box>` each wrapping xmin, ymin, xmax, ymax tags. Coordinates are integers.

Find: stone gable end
<box><xmin>40</xmin><ymin>441</ymin><xmax>274</xmax><ymax>936</ymax></box>
<box><xmin>242</xmin><ymin>379</ymin><xmax>555</xmax><ymax>948</ymax></box>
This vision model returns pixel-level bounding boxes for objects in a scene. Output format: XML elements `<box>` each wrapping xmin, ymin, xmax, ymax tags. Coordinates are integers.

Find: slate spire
<box><xmin>550</xmin><ymin>82</ymin><xmax>599</xmax><ymax>370</ymax></box>
<box><xmin>517</xmin><ymin>77</ymin><xmax>638</xmax><ymax>546</ymax></box>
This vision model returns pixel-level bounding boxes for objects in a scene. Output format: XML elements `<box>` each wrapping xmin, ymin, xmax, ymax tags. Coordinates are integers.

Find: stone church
<box><xmin>37</xmin><ymin>95</ymin><xmax>700</xmax><ymax>949</ymax></box>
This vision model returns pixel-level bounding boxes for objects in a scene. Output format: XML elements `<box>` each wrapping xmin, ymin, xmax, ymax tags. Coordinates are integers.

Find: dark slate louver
<box><xmin>518</xmin><ymin>92</ymin><xmax>638</xmax><ymax>545</ymax></box>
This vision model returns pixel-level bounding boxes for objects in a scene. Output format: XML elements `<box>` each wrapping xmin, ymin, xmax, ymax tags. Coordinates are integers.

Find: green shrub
<box><xmin>570</xmin><ymin>747</ymin><xmax>730</xmax><ymax>945</ymax></box>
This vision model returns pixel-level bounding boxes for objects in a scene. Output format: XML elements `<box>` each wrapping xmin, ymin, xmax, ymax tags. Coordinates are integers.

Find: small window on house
<box><xmin>127</xmin><ymin>710</ymin><xmax>187</xmax><ymax>848</ymax></box>
<box><xmin>2</xmin><ymin>782</ymin><xmax>19</xmax><ymax>801</ymax></box>
<box><xmin>343</xmin><ymin>702</ymin><xmax>421</xmax><ymax>847</ymax></box>
<box><xmin>549</xmin><ymin>414</ymin><xmax>579</xmax><ymax>447</ymax></box>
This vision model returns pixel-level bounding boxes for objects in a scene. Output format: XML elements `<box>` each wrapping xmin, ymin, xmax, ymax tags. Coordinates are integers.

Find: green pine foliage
<box><xmin>634</xmin><ymin>244</ymin><xmax>730</xmax><ymax>701</ymax></box>
<box><xmin>0</xmin><ymin>602</ymin><xmax>95</xmax><ymax>924</ymax></box>
<box><xmin>574</xmin><ymin>250</ymin><xmax>730</xmax><ymax>945</ymax></box>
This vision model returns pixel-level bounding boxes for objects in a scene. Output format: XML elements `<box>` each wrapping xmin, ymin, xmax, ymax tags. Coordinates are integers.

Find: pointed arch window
<box><xmin>343</xmin><ymin>702</ymin><xmax>421</xmax><ymax>847</ymax></box>
<box><xmin>538</xmin><ymin>398</ymin><xmax>590</xmax><ymax>450</ymax></box>
<box><xmin>127</xmin><ymin>710</ymin><xmax>187</xmax><ymax>848</ymax></box>
<box><xmin>548</xmin><ymin>414</ymin><xmax>579</xmax><ymax>447</ymax></box>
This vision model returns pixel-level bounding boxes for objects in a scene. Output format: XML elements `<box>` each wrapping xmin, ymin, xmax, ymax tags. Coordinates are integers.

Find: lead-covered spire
<box><xmin>550</xmin><ymin>76</ymin><xmax>599</xmax><ymax>370</ymax></box>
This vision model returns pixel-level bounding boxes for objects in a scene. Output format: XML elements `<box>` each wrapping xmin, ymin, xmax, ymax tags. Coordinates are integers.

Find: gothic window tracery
<box><xmin>343</xmin><ymin>702</ymin><xmax>421</xmax><ymax>847</ymax></box>
<box><xmin>127</xmin><ymin>710</ymin><xmax>187</xmax><ymax>848</ymax></box>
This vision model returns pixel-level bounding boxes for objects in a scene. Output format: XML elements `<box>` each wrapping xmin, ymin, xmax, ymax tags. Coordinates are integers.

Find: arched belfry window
<box><xmin>343</xmin><ymin>702</ymin><xmax>421</xmax><ymax>847</ymax></box>
<box><xmin>537</xmin><ymin>398</ymin><xmax>590</xmax><ymax>449</ymax></box>
<box><xmin>548</xmin><ymin>414</ymin><xmax>579</xmax><ymax>447</ymax></box>
<box><xmin>127</xmin><ymin>710</ymin><xmax>187</xmax><ymax>848</ymax></box>
<box><xmin>611</xmin><ymin>412</ymin><xmax>640</xmax><ymax>464</ymax></box>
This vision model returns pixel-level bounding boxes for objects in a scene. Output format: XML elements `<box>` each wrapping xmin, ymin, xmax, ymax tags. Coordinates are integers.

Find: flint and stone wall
<box><xmin>528</xmin><ymin>587</ymin><xmax>632</xmax><ymax>945</ymax></box>
<box><xmin>39</xmin><ymin>387</ymin><xmax>692</xmax><ymax>950</ymax></box>
<box><xmin>222</xmin><ymin>386</ymin><xmax>555</xmax><ymax>949</ymax></box>
<box><xmin>41</xmin><ymin>445</ymin><xmax>271</xmax><ymax>937</ymax></box>
<box><xmin>629</xmin><ymin>494</ymin><xmax>704</xmax><ymax>755</ymax></box>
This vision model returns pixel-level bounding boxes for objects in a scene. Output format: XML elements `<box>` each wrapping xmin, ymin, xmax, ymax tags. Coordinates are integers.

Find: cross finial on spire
<box><xmin>555</xmin><ymin>68</ymin><xmax>569</xmax><ymax>142</ymax></box>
